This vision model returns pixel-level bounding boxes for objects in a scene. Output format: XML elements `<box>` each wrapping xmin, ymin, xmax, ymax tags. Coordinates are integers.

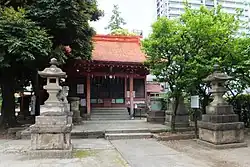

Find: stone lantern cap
<box><xmin>203</xmin><ymin>64</ymin><xmax>232</xmax><ymax>82</ymax></box>
<box><xmin>38</xmin><ymin>58</ymin><xmax>66</xmax><ymax>78</ymax></box>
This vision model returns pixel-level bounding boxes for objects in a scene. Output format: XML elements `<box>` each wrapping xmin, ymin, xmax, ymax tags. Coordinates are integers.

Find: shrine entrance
<box><xmin>90</xmin><ymin>76</ymin><xmax>125</xmax><ymax>107</ymax></box>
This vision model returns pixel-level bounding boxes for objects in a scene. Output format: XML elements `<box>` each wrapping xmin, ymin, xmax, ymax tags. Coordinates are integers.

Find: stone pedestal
<box><xmin>68</xmin><ymin>97</ymin><xmax>82</xmax><ymax>124</ymax></box>
<box><xmin>29</xmin><ymin>58</ymin><xmax>72</xmax><ymax>158</ymax></box>
<box><xmin>165</xmin><ymin>96</ymin><xmax>190</xmax><ymax>131</ymax></box>
<box><xmin>198</xmin><ymin>64</ymin><xmax>247</xmax><ymax>149</ymax></box>
<box><xmin>198</xmin><ymin>105</ymin><xmax>246</xmax><ymax>149</ymax></box>
<box><xmin>147</xmin><ymin>97</ymin><xmax>165</xmax><ymax>124</ymax></box>
<box><xmin>30</xmin><ymin>109</ymin><xmax>72</xmax><ymax>158</ymax></box>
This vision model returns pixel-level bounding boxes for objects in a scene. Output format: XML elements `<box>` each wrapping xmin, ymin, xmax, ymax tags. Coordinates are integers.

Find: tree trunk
<box><xmin>1</xmin><ymin>73</ymin><xmax>16</xmax><ymax>128</ymax></box>
<box><xmin>194</xmin><ymin>108</ymin><xmax>198</xmax><ymax>138</ymax></box>
<box><xmin>171</xmin><ymin>96</ymin><xmax>179</xmax><ymax>132</ymax></box>
<box><xmin>202</xmin><ymin>94</ymin><xmax>210</xmax><ymax>114</ymax></box>
<box><xmin>31</xmin><ymin>69</ymin><xmax>40</xmax><ymax>116</ymax></box>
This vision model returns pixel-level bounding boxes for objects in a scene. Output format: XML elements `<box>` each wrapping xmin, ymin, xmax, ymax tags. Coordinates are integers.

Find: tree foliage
<box><xmin>105</xmin><ymin>4</ymin><xmax>126</xmax><ymax>32</ymax></box>
<box><xmin>28</xmin><ymin>0</ymin><xmax>103</xmax><ymax>61</ymax></box>
<box><xmin>111</xmin><ymin>28</ymin><xmax>137</xmax><ymax>36</ymax></box>
<box><xmin>0</xmin><ymin>7</ymin><xmax>52</xmax><ymax>67</ymax></box>
<box><xmin>0</xmin><ymin>7</ymin><xmax>52</xmax><ymax>127</ymax></box>
<box><xmin>143</xmin><ymin>5</ymin><xmax>250</xmax><ymax>131</ymax></box>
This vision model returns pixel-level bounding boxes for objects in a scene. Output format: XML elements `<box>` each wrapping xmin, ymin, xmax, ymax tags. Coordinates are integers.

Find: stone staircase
<box><xmin>105</xmin><ymin>129</ymin><xmax>153</xmax><ymax>140</ymax></box>
<box><xmin>90</xmin><ymin>107</ymin><xmax>130</xmax><ymax>120</ymax></box>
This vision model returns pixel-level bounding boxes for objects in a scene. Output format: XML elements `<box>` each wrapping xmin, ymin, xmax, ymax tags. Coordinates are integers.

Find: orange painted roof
<box><xmin>92</xmin><ymin>35</ymin><xmax>147</xmax><ymax>63</ymax></box>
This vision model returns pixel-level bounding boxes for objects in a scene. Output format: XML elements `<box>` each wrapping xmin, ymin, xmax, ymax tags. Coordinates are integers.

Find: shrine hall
<box><xmin>65</xmin><ymin>35</ymin><xmax>149</xmax><ymax>120</ymax></box>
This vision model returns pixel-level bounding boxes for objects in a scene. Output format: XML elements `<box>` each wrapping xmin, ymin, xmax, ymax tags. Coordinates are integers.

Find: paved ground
<box><xmin>2</xmin><ymin>137</ymin><xmax>250</xmax><ymax>167</ymax></box>
<box><xmin>162</xmin><ymin>136</ymin><xmax>250</xmax><ymax>167</ymax></box>
<box><xmin>21</xmin><ymin>119</ymin><xmax>168</xmax><ymax>137</ymax></box>
<box><xmin>74</xmin><ymin>119</ymin><xmax>168</xmax><ymax>132</ymax></box>
<box><xmin>0</xmin><ymin>139</ymin><xmax>129</xmax><ymax>167</ymax></box>
<box><xmin>111</xmin><ymin>139</ymin><xmax>208</xmax><ymax>167</ymax></box>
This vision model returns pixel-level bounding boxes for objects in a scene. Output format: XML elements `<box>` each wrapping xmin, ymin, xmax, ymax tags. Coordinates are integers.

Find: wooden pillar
<box><xmin>144</xmin><ymin>76</ymin><xmax>147</xmax><ymax>104</ymax></box>
<box><xmin>124</xmin><ymin>77</ymin><xmax>127</xmax><ymax>99</ymax></box>
<box><xmin>129</xmin><ymin>76</ymin><xmax>134</xmax><ymax>117</ymax></box>
<box><xmin>86</xmin><ymin>75</ymin><xmax>91</xmax><ymax>116</ymax></box>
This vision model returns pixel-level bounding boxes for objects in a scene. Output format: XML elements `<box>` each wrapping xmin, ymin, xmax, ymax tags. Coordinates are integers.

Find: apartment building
<box><xmin>156</xmin><ymin>0</ymin><xmax>250</xmax><ymax>33</ymax></box>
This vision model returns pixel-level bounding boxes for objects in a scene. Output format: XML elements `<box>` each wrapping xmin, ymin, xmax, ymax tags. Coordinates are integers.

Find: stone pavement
<box><xmin>1</xmin><ymin>138</ymin><xmax>250</xmax><ymax>166</ymax></box>
<box><xmin>21</xmin><ymin>119</ymin><xmax>169</xmax><ymax>138</ymax></box>
<box><xmin>0</xmin><ymin>139</ymin><xmax>129</xmax><ymax>167</ymax></box>
<box><xmin>111</xmin><ymin>139</ymin><xmax>209</xmax><ymax>167</ymax></box>
<box><xmin>74</xmin><ymin>119</ymin><xmax>168</xmax><ymax>132</ymax></box>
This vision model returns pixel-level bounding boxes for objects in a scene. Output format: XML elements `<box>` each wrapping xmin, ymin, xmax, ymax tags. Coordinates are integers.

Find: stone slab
<box><xmin>27</xmin><ymin>146</ymin><xmax>73</xmax><ymax>159</ymax></box>
<box><xmin>153</xmin><ymin>133</ymin><xmax>196</xmax><ymax>141</ymax></box>
<box><xmin>202</xmin><ymin>114</ymin><xmax>238</xmax><ymax>123</ymax></box>
<box><xmin>206</xmin><ymin>105</ymin><xmax>234</xmax><ymax>115</ymax></box>
<box><xmin>30</xmin><ymin>124</ymin><xmax>72</xmax><ymax>133</ymax></box>
<box><xmin>197</xmin><ymin>139</ymin><xmax>247</xmax><ymax>149</ymax></box>
<box><xmin>35</xmin><ymin>115</ymin><xmax>68</xmax><ymax>125</ymax></box>
<box><xmin>31</xmin><ymin>133</ymin><xmax>72</xmax><ymax>150</ymax></box>
<box><xmin>199</xmin><ymin>128</ymin><xmax>244</xmax><ymax>144</ymax></box>
<box><xmin>105</xmin><ymin>133</ymin><xmax>152</xmax><ymax>140</ymax></box>
<box><xmin>198</xmin><ymin>121</ymin><xmax>244</xmax><ymax>131</ymax></box>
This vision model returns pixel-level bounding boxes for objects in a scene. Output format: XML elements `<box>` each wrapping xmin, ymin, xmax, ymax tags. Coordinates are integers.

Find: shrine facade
<box><xmin>65</xmin><ymin>35</ymin><xmax>149</xmax><ymax>118</ymax></box>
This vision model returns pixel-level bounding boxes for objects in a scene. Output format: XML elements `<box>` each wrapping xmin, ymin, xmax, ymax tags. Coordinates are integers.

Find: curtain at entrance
<box><xmin>91</xmin><ymin>76</ymin><xmax>124</xmax><ymax>99</ymax></box>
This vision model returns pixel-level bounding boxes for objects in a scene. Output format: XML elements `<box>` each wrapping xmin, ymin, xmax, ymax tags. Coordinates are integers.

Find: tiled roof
<box><xmin>92</xmin><ymin>35</ymin><xmax>147</xmax><ymax>63</ymax></box>
<box><xmin>146</xmin><ymin>82</ymin><xmax>163</xmax><ymax>93</ymax></box>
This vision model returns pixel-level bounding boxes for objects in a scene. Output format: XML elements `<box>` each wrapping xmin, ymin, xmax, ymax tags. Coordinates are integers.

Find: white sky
<box><xmin>90</xmin><ymin>0</ymin><xmax>156</xmax><ymax>37</ymax></box>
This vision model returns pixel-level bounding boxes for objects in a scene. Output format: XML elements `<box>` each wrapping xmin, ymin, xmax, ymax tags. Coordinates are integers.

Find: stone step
<box><xmin>105</xmin><ymin>132</ymin><xmax>153</xmax><ymax>140</ymax></box>
<box><xmin>92</xmin><ymin>107</ymin><xmax>127</xmax><ymax>110</ymax></box>
<box><xmin>105</xmin><ymin>128</ymin><xmax>149</xmax><ymax>134</ymax></box>
<box><xmin>91</xmin><ymin>110</ymin><xmax>128</xmax><ymax>113</ymax></box>
<box><xmin>91</xmin><ymin>112</ymin><xmax>129</xmax><ymax>115</ymax></box>
<box><xmin>91</xmin><ymin>117</ymin><xmax>130</xmax><ymax>121</ymax></box>
<box><xmin>92</xmin><ymin>109</ymin><xmax>127</xmax><ymax>113</ymax></box>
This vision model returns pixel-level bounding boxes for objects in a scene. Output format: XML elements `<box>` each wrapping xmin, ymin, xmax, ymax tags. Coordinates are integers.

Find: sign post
<box><xmin>191</xmin><ymin>95</ymin><xmax>199</xmax><ymax>138</ymax></box>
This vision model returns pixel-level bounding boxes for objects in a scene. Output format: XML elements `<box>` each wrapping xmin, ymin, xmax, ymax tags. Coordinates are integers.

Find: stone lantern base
<box><xmin>29</xmin><ymin>109</ymin><xmax>72</xmax><ymax>159</ymax></box>
<box><xmin>198</xmin><ymin>108</ymin><xmax>247</xmax><ymax>149</ymax></box>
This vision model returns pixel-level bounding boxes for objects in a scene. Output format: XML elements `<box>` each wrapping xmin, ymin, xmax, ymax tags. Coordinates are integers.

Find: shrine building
<box><xmin>65</xmin><ymin>35</ymin><xmax>149</xmax><ymax>119</ymax></box>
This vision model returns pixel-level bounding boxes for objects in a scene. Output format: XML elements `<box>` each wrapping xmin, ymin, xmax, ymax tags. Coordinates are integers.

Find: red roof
<box><xmin>92</xmin><ymin>35</ymin><xmax>147</xmax><ymax>63</ymax></box>
<box><xmin>146</xmin><ymin>82</ymin><xmax>163</xmax><ymax>93</ymax></box>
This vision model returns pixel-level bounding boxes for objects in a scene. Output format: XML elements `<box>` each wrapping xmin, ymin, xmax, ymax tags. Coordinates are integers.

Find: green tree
<box><xmin>180</xmin><ymin>5</ymin><xmax>250</xmax><ymax>112</ymax></box>
<box><xmin>0</xmin><ymin>0</ymin><xmax>102</xmax><ymax>123</ymax></box>
<box><xmin>0</xmin><ymin>7</ymin><xmax>52</xmax><ymax>127</ymax></box>
<box><xmin>143</xmin><ymin>18</ymin><xmax>189</xmax><ymax>131</ymax></box>
<box><xmin>111</xmin><ymin>28</ymin><xmax>137</xmax><ymax>36</ymax></box>
<box><xmin>105</xmin><ymin>4</ymin><xmax>126</xmax><ymax>32</ymax></box>
<box><xmin>142</xmin><ymin>5</ymin><xmax>250</xmax><ymax>131</ymax></box>
<box><xmin>28</xmin><ymin>0</ymin><xmax>103</xmax><ymax>61</ymax></box>
<box><xmin>0</xmin><ymin>0</ymin><xmax>34</xmax><ymax>8</ymax></box>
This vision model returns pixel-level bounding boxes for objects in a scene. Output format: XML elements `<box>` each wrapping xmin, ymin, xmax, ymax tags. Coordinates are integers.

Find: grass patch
<box><xmin>73</xmin><ymin>150</ymin><xmax>96</xmax><ymax>158</ymax></box>
<box><xmin>114</xmin><ymin>155</ymin><xmax>129</xmax><ymax>167</ymax></box>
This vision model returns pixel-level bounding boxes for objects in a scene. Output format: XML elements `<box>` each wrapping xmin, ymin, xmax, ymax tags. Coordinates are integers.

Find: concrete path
<box><xmin>111</xmin><ymin>139</ymin><xmax>209</xmax><ymax>167</ymax></box>
<box><xmin>0</xmin><ymin>139</ymin><xmax>129</xmax><ymax>167</ymax></box>
<box><xmin>1</xmin><ymin>138</ymin><xmax>250</xmax><ymax>167</ymax></box>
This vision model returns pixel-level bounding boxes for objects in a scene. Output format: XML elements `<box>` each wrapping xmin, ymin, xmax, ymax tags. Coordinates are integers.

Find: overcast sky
<box><xmin>90</xmin><ymin>0</ymin><xmax>156</xmax><ymax>37</ymax></box>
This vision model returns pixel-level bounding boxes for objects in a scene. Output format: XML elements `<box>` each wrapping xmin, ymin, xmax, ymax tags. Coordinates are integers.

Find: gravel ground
<box><xmin>161</xmin><ymin>136</ymin><xmax>250</xmax><ymax>167</ymax></box>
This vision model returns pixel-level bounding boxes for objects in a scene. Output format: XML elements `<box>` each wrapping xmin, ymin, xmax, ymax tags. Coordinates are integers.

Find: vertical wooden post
<box><xmin>129</xmin><ymin>76</ymin><xmax>134</xmax><ymax>118</ymax></box>
<box><xmin>144</xmin><ymin>76</ymin><xmax>147</xmax><ymax>104</ymax></box>
<box><xmin>124</xmin><ymin>77</ymin><xmax>127</xmax><ymax>99</ymax></box>
<box><xmin>86</xmin><ymin>75</ymin><xmax>91</xmax><ymax>116</ymax></box>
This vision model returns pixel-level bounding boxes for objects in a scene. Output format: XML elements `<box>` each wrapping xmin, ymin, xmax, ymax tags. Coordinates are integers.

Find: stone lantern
<box><xmin>198</xmin><ymin>64</ymin><xmax>247</xmax><ymax>149</ymax></box>
<box><xmin>29</xmin><ymin>58</ymin><xmax>72</xmax><ymax>158</ymax></box>
<box><xmin>38</xmin><ymin>58</ymin><xmax>67</xmax><ymax>112</ymax></box>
